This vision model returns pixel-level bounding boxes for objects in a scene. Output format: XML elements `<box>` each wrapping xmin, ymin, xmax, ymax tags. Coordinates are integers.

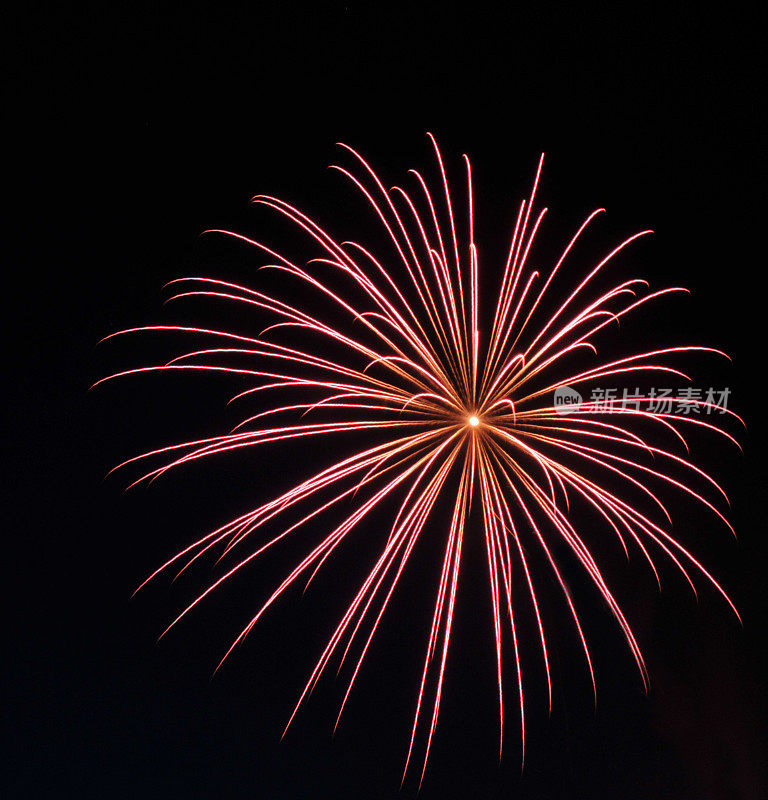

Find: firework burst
<box><xmin>99</xmin><ymin>135</ymin><xmax>740</xmax><ymax>782</ymax></box>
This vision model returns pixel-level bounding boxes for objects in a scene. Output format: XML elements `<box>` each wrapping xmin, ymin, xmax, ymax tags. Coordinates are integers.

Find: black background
<box><xmin>7</xmin><ymin>3</ymin><xmax>767</xmax><ymax>798</ymax></box>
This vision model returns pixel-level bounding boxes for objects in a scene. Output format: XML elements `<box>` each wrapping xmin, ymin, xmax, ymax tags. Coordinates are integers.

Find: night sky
<box><xmin>8</xmin><ymin>4</ymin><xmax>767</xmax><ymax>798</ymax></box>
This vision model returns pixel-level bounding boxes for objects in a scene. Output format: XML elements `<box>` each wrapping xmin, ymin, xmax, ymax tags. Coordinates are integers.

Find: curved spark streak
<box><xmin>100</xmin><ymin>137</ymin><xmax>739</xmax><ymax>784</ymax></box>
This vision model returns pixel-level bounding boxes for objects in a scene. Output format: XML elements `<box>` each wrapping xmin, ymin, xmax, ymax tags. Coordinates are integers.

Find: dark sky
<box><xmin>7</xmin><ymin>3</ymin><xmax>767</xmax><ymax>798</ymax></box>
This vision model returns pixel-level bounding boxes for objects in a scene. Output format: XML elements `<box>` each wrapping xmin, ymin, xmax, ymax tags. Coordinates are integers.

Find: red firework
<box><xmin>98</xmin><ymin>135</ymin><xmax>740</xmax><ymax>783</ymax></box>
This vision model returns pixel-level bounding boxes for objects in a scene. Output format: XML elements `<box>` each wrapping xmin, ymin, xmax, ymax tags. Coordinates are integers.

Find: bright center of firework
<box><xmin>468</xmin><ymin>415</ymin><xmax>480</xmax><ymax>427</ymax></box>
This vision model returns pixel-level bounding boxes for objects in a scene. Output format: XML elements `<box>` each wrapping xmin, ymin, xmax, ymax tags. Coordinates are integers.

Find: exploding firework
<box><xmin>99</xmin><ymin>135</ymin><xmax>740</xmax><ymax>782</ymax></box>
